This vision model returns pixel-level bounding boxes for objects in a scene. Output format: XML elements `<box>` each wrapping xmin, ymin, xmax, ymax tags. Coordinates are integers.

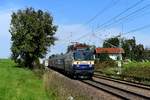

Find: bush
<box><xmin>95</xmin><ymin>61</ymin><xmax>117</xmax><ymax>70</ymax></box>
<box><xmin>122</xmin><ymin>66</ymin><xmax>150</xmax><ymax>79</ymax></box>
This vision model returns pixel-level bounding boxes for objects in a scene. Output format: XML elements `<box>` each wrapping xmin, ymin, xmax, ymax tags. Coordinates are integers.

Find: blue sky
<box><xmin>0</xmin><ymin>0</ymin><xmax>150</xmax><ymax>58</ymax></box>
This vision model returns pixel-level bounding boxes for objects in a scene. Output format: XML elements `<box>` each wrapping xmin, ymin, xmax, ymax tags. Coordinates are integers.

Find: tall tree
<box><xmin>10</xmin><ymin>7</ymin><xmax>57</xmax><ymax>69</ymax></box>
<box><xmin>103</xmin><ymin>36</ymin><xmax>145</xmax><ymax>61</ymax></box>
<box><xmin>103</xmin><ymin>37</ymin><xmax>120</xmax><ymax>48</ymax></box>
<box><xmin>122</xmin><ymin>37</ymin><xmax>136</xmax><ymax>60</ymax></box>
<box><xmin>134</xmin><ymin>44</ymin><xmax>144</xmax><ymax>61</ymax></box>
<box><xmin>144</xmin><ymin>48</ymin><xmax>150</xmax><ymax>60</ymax></box>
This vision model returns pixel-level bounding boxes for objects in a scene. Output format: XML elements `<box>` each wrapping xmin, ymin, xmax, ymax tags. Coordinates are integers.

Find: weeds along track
<box><xmin>95</xmin><ymin>71</ymin><xmax>150</xmax><ymax>87</ymax></box>
<box><xmin>94</xmin><ymin>73</ymin><xmax>150</xmax><ymax>90</ymax></box>
<box><xmin>81</xmin><ymin>76</ymin><xmax>150</xmax><ymax>100</ymax></box>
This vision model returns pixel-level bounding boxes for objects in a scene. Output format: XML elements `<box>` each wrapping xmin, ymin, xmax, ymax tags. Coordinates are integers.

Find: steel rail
<box><xmin>82</xmin><ymin>79</ymin><xmax>150</xmax><ymax>100</ymax></box>
<box><xmin>81</xmin><ymin>80</ymin><xmax>128</xmax><ymax>100</ymax></box>
<box><xmin>94</xmin><ymin>73</ymin><xmax>150</xmax><ymax>88</ymax></box>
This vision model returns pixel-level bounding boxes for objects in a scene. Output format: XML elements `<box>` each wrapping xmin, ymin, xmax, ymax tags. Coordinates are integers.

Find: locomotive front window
<box><xmin>73</xmin><ymin>51</ymin><xmax>93</xmax><ymax>60</ymax></box>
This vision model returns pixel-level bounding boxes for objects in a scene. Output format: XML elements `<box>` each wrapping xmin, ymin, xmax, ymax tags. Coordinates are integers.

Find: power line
<box><xmin>66</xmin><ymin>23</ymin><xmax>150</xmax><ymax>49</ymax></box>
<box><xmin>90</xmin><ymin>23</ymin><xmax>150</xmax><ymax>47</ymax></box>
<box><xmin>58</xmin><ymin>0</ymin><xmax>120</xmax><ymax>43</ymax></box>
<box><xmin>97</xmin><ymin>2</ymin><xmax>150</xmax><ymax>31</ymax></box>
<box><xmin>95</xmin><ymin>23</ymin><xmax>150</xmax><ymax>42</ymax></box>
<box><xmin>92</xmin><ymin>33</ymin><xmax>118</xmax><ymax>47</ymax></box>
<box><xmin>62</xmin><ymin>24</ymin><xmax>150</xmax><ymax>49</ymax></box>
<box><xmin>122</xmin><ymin>10</ymin><xmax>150</xmax><ymax>24</ymax></box>
<box><xmin>56</xmin><ymin>0</ymin><xmax>147</xmax><ymax>48</ymax></box>
<box><xmin>123</xmin><ymin>24</ymin><xmax>150</xmax><ymax>35</ymax></box>
<box><xmin>73</xmin><ymin>0</ymin><xmax>144</xmax><ymax>42</ymax></box>
<box><xmin>96</xmin><ymin>0</ymin><xmax>145</xmax><ymax>29</ymax></box>
<box><xmin>84</xmin><ymin>0</ymin><xmax>119</xmax><ymax>25</ymax></box>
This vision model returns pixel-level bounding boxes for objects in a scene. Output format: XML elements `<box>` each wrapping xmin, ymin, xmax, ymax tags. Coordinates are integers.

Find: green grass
<box><xmin>122</xmin><ymin>62</ymin><xmax>150</xmax><ymax>79</ymax></box>
<box><xmin>0</xmin><ymin>59</ymin><xmax>53</xmax><ymax>100</ymax></box>
<box><xmin>123</xmin><ymin>61</ymin><xmax>150</xmax><ymax>68</ymax></box>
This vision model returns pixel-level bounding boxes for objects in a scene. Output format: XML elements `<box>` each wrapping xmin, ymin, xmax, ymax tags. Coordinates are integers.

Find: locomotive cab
<box><xmin>72</xmin><ymin>50</ymin><xmax>94</xmax><ymax>78</ymax></box>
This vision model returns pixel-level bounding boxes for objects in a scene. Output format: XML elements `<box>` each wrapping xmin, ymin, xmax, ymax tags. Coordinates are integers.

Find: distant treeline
<box><xmin>103</xmin><ymin>36</ymin><xmax>150</xmax><ymax>61</ymax></box>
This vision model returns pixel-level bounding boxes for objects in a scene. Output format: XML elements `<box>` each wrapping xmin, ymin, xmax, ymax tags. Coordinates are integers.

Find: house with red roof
<box><xmin>95</xmin><ymin>48</ymin><xmax>124</xmax><ymax>60</ymax></box>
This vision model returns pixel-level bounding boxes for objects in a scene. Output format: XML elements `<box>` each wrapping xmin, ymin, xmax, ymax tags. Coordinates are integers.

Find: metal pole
<box><xmin>117</xmin><ymin>33</ymin><xmax>122</xmax><ymax>75</ymax></box>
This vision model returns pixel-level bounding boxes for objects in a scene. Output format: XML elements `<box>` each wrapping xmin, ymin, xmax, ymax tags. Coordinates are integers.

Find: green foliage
<box><xmin>95</xmin><ymin>61</ymin><xmax>117</xmax><ymax>70</ymax></box>
<box><xmin>95</xmin><ymin>61</ymin><xmax>150</xmax><ymax>84</ymax></box>
<box><xmin>95</xmin><ymin>53</ymin><xmax>111</xmax><ymax>61</ymax></box>
<box><xmin>0</xmin><ymin>59</ymin><xmax>52</xmax><ymax>100</ymax></box>
<box><xmin>122</xmin><ymin>62</ymin><xmax>150</xmax><ymax>82</ymax></box>
<box><xmin>10</xmin><ymin>7</ymin><xmax>57</xmax><ymax>69</ymax></box>
<box><xmin>123</xmin><ymin>61</ymin><xmax>150</xmax><ymax>69</ymax></box>
<box><xmin>103</xmin><ymin>37</ymin><xmax>119</xmax><ymax>48</ymax></box>
<box><xmin>122</xmin><ymin>37</ymin><xmax>136</xmax><ymax>60</ymax></box>
<box><xmin>134</xmin><ymin>44</ymin><xmax>144</xmax><ymax>61</ymax></box>
<box><xmin>103</xmin><ymin>37</ymin><xmax>145</xmax><ymax>61</ymax></box>
<box><xmin>143</xmin><ymin>48</ymin><xmax>150</xmax><ymax>60</ymax></box>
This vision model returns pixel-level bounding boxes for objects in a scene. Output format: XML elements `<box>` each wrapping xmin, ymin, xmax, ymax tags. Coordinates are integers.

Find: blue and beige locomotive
<box><xmin>48</xmin><ymin>43</ymin><xmax>94</xmax><ymax>79</ymax></box>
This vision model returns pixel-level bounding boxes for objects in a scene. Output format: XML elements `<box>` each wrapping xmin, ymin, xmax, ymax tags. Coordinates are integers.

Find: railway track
<box><xmin>81</xmin><ymin>75</ymin><xmax>150</xmax><ymax>100</ymax></box>
<box><xmin>94</xmin><ymin>73</ymin><xmax>150</xmax><ymax>90</ymax></box>
<box><xmin>94</xmin><ymin>72</ymin><xmax>150</xmax><ymax>87</ymax></box>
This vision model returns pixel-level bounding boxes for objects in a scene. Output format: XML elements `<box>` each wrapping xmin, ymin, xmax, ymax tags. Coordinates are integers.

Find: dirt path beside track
<box><xmin>43</xmin><ymin>68</ymin><xmax>122</xmax><ymax>100</ymax></box>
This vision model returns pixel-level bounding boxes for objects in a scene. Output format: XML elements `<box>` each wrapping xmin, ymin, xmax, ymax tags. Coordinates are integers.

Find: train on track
<box><xmin>47</xmin><ymin>43</ymin><xmax>95</xmax><ymax>79</ymax></box>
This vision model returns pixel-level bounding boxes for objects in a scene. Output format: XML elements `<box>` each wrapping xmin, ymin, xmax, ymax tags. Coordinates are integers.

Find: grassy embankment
<box><xmin>44</xmin><ymin>70</ymin><xmax>90</xmax><ymax>100</ymax></box>
<box><xmin>0</xmin><ymin>59</ymin><xmax>53</xmax><ymax>100</ymax></box>
<box><xmin>0</xmin><ymin>59</ymin><xmax>90</xmax><ymax>100</ymax></box>
<box><xmin>95</xmin><ymin>61</ymin><xmax>150</xmax><ymax>85</ymax></box>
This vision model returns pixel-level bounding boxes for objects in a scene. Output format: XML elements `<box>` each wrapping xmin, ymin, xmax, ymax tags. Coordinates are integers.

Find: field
<box><xmin>0</xmin><ymin>59</ymin><xmax>53</xmax><ymax>100</ymax></box>
<box><xmin>122</xmin><ymin>62</ymin><xmax>150</xmax><ymax>82</ymax></box>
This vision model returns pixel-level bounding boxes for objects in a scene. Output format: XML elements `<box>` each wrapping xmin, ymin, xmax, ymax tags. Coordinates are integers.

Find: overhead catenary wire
<box><xmin>53</xmin><ymin>0</ymin><xmax>149</xmax><ymax>52</ymax></box>
<box><xmin>73</xmin><ymin>0</ymin><xmax>145</xmax><ymax>42</ymax></box>
<box><xmin>76</xmin><ymin>0</ymin><xmax>150</xmax><ymax>51</ymax></box>
<box><xmin>96</xmin><ymin>2</ymin><xmax>150</xmax><ymax>31</ymax></box>
<box><xmin>84</xmin><ymin>0</ymin><xmax>120</xmax><ymax>25</ymax></box>
<box><xmin>96</xmin><ymin>0</ymin><xmax>145</xmax><ymax>30</ymax></box>
<box><xmin>57</xmin><ymin>0</ymin><xmax>120</xmax><ymax>43</ymax></box>
<box><xmin>49</xmin><ymin>0</ymin><xmax>150</xmax><ymax>57</ymax></box>
<box><xmin>92</xmin><ymin>33</ymin><xmax>118</xmax><ymax>48</ymax></box>
<box><xmin>123</xmin><ymin>24</ymin><xmax>150</xmax><ymax>36</ymax></box>
<box><xmin>73</xmin><ymin>6</ymin><xmax>150</xmax><ymax>50</ymax></box>
<box><xmin>122</xmin><ymin>10</ymin><xmax>150</xmax><ymax>24</ymax></box>
<box><xmin>91</xmin><ymin>22</ymin><xmax>150</xmax><ymax>48</ymax></box>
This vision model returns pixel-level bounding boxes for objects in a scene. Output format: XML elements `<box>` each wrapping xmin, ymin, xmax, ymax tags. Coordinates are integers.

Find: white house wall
<box><xmin>109</xmin><ymin>54</ymin><xmax>119</xmax><ymax>60</ymax></box>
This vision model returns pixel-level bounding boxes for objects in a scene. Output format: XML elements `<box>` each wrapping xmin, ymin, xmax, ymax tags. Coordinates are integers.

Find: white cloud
<box><xmin>49</xmin><ymin>24</ymin><xmax>122</xmax><ymax>56</ymax></box>
<box><xmin>49</xmin><ymin>24</ymin><xmax>93</xmax><ymax>56</ymax></box>
<box><xmin>49</xmin><ymin>24</ymin><xmax>150</xmax><ymax>57</ymax></box>
<box><xmin>0</xmin><ymin>8</ymin><xmax>149</xmax><ymax>58</ymax></box>
<box><xmin>55</xmin><ymin>24</ymin><xmax>92</xmax><ymax>41</ymax></box>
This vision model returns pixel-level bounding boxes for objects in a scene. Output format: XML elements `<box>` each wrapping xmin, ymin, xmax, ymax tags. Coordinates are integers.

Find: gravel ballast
<box><xmin>43</xmin><ymin>68</ymin><xmax>122</xmax><ymax>100</ymax></box>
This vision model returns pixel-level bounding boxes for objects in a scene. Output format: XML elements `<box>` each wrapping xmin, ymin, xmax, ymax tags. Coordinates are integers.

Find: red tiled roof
<box><xmin>95</xmin><ymin>48</ymin><xmax>124</xmax><ymax>54</ymax></box>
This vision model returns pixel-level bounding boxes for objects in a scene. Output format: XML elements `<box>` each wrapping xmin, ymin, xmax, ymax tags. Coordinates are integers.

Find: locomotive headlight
<box><xmin>90</xmin><ymin>61</ymin><xmax>94</xmax><ymax>65</ymax></box>
<box><xmin>73</xmin><ymin>62</ymin><xmax>80</xmax><ymax>67</ymax></box>
<box><xmin>89</xmin><ymin>64</ymin><xmax>92</xmax><ymax>67</ymax></box>
<box><xmin>73</xmin><ymin>61</ymin><xmax>80</xmax><ymax>65</ymax></box>
<box><xmin>76</xmin><ymin>64</ymin><xmax>79</xmax><ymax>67</ymax></box>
